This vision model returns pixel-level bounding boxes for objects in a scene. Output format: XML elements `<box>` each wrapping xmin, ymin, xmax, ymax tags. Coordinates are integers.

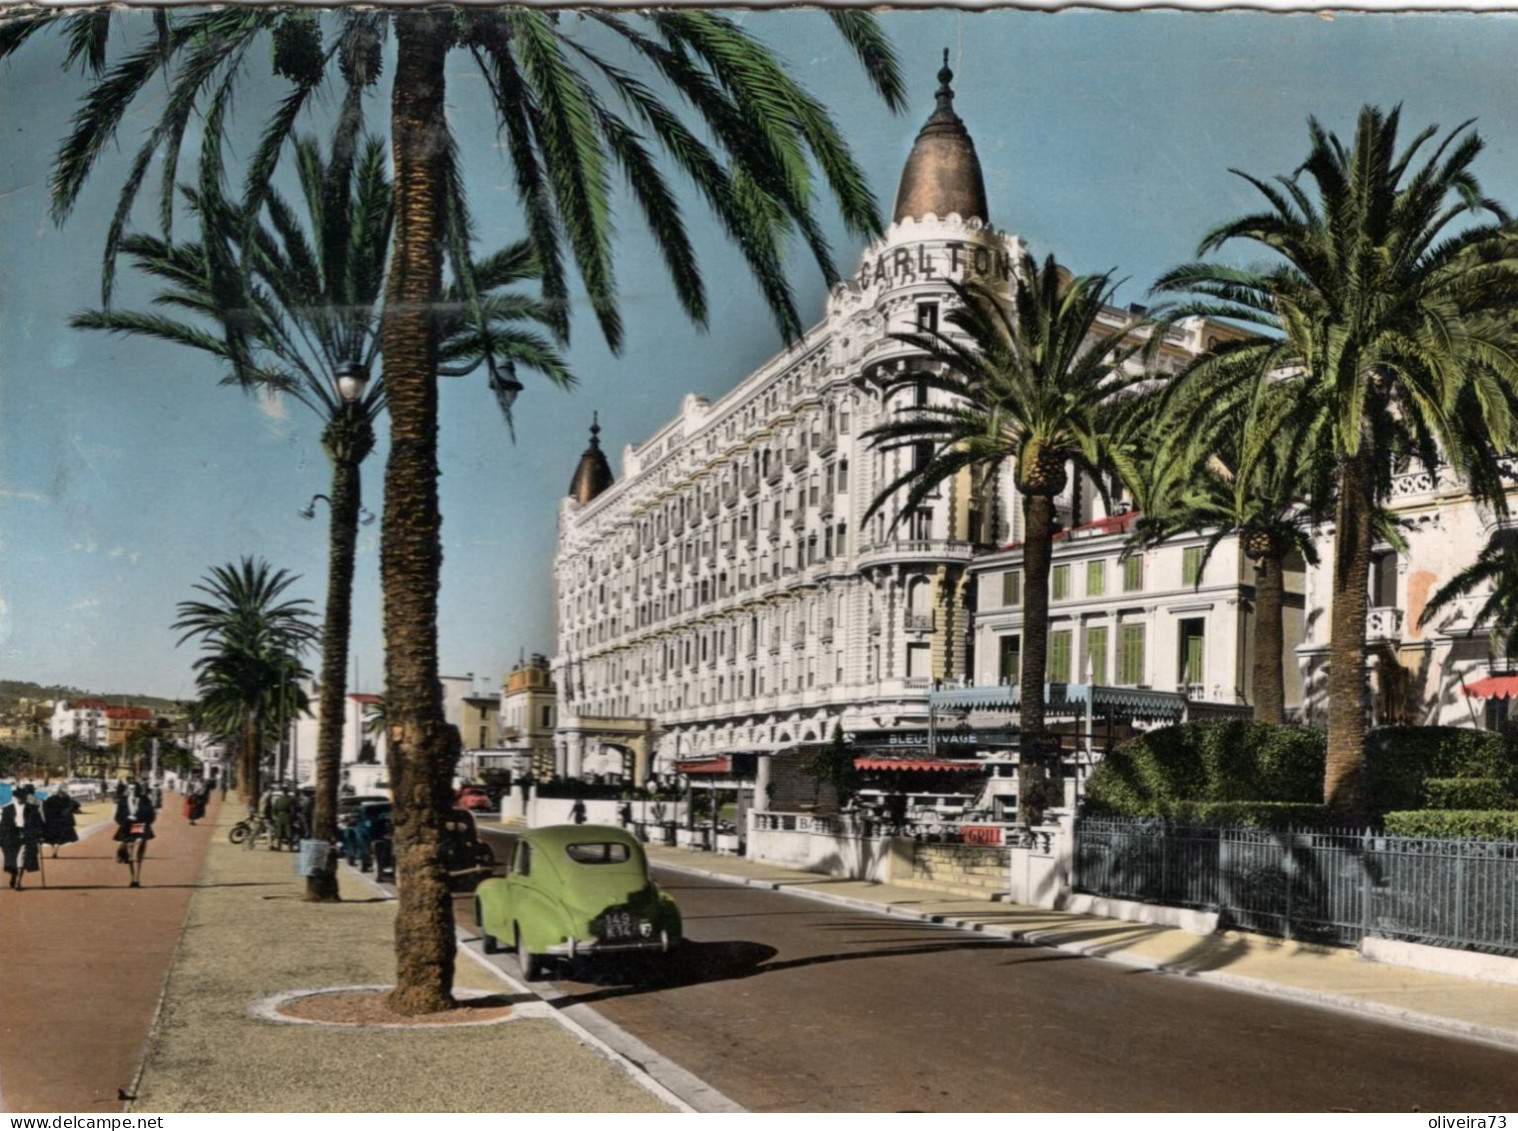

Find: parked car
<box><xmin>339</xmin><ymin>800</ymin><xmax>394</xmax><ymax>880</ymax></box>
<box><xmin>474</xmin><ymin>823</ymin><xmax>681</xmax><ymax>981</ymax></box>
<box><xmin>340</xmin><ymin>801</ymin><xmax>495</xmax><ymax>890</ymax></box>
<box><xmin>456</xmin><ymin>784</ymin><xmax>493</xmax><ymax>812</ymax></box>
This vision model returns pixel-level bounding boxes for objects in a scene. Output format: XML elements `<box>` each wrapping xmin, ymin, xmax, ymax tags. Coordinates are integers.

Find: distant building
<box><xmin>479</xmin><ymin>655</ymin><xmax>557</xmax><ymax>779</ymax></box>
<box><xmin>50</xmin><ymin>699</ymin><xmax>108</xmax><ymax>748</ymax></box>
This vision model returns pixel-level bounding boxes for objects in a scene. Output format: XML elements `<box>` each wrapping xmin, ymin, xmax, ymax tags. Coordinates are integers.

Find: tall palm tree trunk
<box><xmin>1326</xmin><ymin>453</ymin><xmax>1373</xmax><ymax>821</ymax></box>
<box><xmin>307</xmin><ymin>428</ymin><xmax>370</xmax><ymax>902</ymax></box>
<box><xmin>242</xmin><ymin>711</ymin><xmax>262</xmax><ymax>810</ymax></box>
<box><xmin>382</xmin><ymin>11</ymin><xmax>456</xmax><ymax>1016</ymax></box>
<box><xmin>1018</xmin><ymin>492</ymin><xmax>1056</xmax><ymax>824</ymax></box>
<box><xmin>1252</xmin><ymin>551</ymin><xmax>1287</xmax><ymax>726</ymax></box>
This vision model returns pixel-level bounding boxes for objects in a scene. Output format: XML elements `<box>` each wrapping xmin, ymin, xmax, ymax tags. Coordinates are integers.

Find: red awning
<box><xmin>1463</xmin><ymin>674</ymin><xmax>1518</xmax><ymax>700</ymax></box>
<box><xmin>853</xmin><ymin>757</ymin><xmax>983</xmax><ymax>773</ymax></box>
<box><xmin>675</xmin><ymin>757</ymin><xmax>731</xmax><ymax>775</ymax></box>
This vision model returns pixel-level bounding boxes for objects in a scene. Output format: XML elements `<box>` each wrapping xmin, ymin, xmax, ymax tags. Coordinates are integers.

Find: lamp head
<box><xmin>334</xmin><ymin>361</ymin><xmax>369</xmax><ymax>404</ymax></box>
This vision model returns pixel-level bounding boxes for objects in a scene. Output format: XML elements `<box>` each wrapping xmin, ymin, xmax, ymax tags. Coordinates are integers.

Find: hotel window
<box><xmin>1118</xmin><ymin>623</ymin><xmax>1146</xmax><ymax>686</ymax></box>
<box><xmin>998</xmin><ymin>635</ymin><xmax>1021</xmax><ymax>683</ymax></box>
<box><xmin>1047</xmin><ymin>630</ymin><xmax>1072</xmax><ymax>683</ymax></box>
<box><xmin>912</xmin><ymin>507</ymin><xmax>933</xmax><ymax>540</ymax></box>
<box><xmin>1182</xmin><ymin>546</ymin><xmax>1202</xmax><ymax>587</ymax></box>
<box><xmin>1086</xmin><ymin>560</ymin><xmax>1105</xmax><ymax>597</ymax></box>
<box><xmin>1123</xmin><ymin>554</ymin><xmax>1144</xmax><ymax>593</ymax></box>
<box><xmin>838</xmin><ymin>460</ymin><xmax>849</xmax><ymax>490</ymax></box>
<box><xmin>916</xmin><ymin>301</ymin><xmax>939</xmax><ymax>334</ymax></box>
<box><xmin>836</xmin><ymin>523</ymin><xmax>848</xmax><ymax>557</ymax></box>
<box><xmin>840</xmin><ymin>406</ymin><xmax>851</xmax><ymax>434</ymax></box>
<box><xmin>1002</xmin><ymin>570</ymin><xmax>1021</xmax><ymax>607</ymax></box>
<box><xmin>1052</xmin><ymin>564</ymin><xmax>1070</xmax><ymax>600</ymax></box>
<box><xmin>1084</xmin><ymin>625</ymin><xmax>1108</xmax><ymax>684</ymax></box>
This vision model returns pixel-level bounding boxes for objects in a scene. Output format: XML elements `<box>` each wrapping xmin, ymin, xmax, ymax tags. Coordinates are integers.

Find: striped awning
<box><xmin>1463</xmin><ymin>674</ymin><xmax>1518</xmax><ymax>700</ymax></box>
<box><xmin>853</xmin><ymin>757</ymin><xmax>983</xmax><ymax>773</ymax></box>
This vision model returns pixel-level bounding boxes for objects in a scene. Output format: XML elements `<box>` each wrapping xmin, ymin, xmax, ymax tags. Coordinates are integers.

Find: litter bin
<box><xmin>296</xmin><ymin>839</ymin><xmax>334</xmax><ymax>877</ymax></box>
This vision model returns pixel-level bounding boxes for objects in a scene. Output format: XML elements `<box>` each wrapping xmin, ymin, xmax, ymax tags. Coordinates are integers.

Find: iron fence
<box><xmin>1074</xmin><ymin>816</ymin><xmax>1518</xmax><ymax>954</ymax></box>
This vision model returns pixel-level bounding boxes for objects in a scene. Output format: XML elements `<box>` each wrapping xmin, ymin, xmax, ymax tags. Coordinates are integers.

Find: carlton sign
<box><xmin>855</xmin><ymin>240</ymin><xmax>1012</xmax><ymax>292</ymax></box>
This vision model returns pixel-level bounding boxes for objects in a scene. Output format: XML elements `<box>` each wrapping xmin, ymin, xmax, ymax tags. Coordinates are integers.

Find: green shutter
<box><xmin>1123</xmin><ymin>555</ymin><xmax>1143</xmax><ymax>593</ymax></box>
<box><xmin>1182</xmin><ymin>546</ymin><xmax>1201</xmax><ymax>587</ymax></box>
<box><xmin>1047</xmin><ymin>630</ymin><xmax>1072</xmax><ymax>683</ymax></box>
<box><xmin>1086</xmin><ymin>560</ymin><xmax>1105</xmax><ymax>597</ymax></box>
<box><xmin>1002</xmin><ymin>570</ymin><xmax>1021</xmax><ymax>607</ymax></box>
<box><xmin>1185</xmin><ymin>631</ymin><xmax>1205</xmax><ymax>686</ymax></box>
<box><xmin>1119</xmin><ymin>623</ymin><xmax>1145</xmax><ymax>685</ymax></box>
<box><xmin>1052</xmin><ymin>564</ymin><xmax>1070</xmax><ymax>600</ymax></box>
<box><xmin>1084</xmin><ymin>626</ymin><xmax>1108</xmax><ymax>684</ymax></box>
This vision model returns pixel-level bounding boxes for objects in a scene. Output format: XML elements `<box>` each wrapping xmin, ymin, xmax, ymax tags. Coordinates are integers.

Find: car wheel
<box><xmin>228</xmin><ymin>825</ymin><xmax>248</xmax><ymax>846</ymax></box>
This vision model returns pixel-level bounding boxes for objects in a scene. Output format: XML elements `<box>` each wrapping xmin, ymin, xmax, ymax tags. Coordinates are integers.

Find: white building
<box><xmin>1298</xmin><ymin>461</ymin><xmax>1518</xmax><ymax>732</ymax></box>
<box><xmin>550</xmin><ymin>59</ymin><xmax>1241</xmax><ymax>783</ymax></box>
<box><xmin>49</xmin><ymin>698</ymin><xmax>108</xmax><ymax>748</ymax></box>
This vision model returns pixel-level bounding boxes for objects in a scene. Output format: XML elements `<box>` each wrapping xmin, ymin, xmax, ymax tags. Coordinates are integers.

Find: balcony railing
<box><xmin>1367</xmin><ymin>606</ymin><xmax>1405</xmax><ymax>643</ymax></box>
<box><xmin>855</xmin><ymin>539</ymin><xmax>976</xmax><ymax>570</ymax></box>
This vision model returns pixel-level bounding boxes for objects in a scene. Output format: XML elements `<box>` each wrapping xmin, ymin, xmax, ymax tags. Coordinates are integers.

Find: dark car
<box><xmin>474</xmin><ymin>824</ymin><xmax>681</xmax><ymax>981</ymax></box>
<box><xmin>340</xmin><ymin>802</ymin><xmax>495</xmax><ymax>890</ymax></box>
<box><xmin>339</xmin><ymin>800</ymin><xmax>394</xmax><ymax>880</ymax></box>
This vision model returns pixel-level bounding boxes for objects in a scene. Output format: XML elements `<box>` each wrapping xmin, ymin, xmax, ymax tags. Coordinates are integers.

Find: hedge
<box><xmin>1364</xmin><ymin>727</ymin><xmax>1518</xmax><ymax>813</ymax></box>
<box><xmin>1420</xmin><ymin>778</ymin><xmax>1518</xmax><ymax>811</ymax></box>
<box><xmin>1382</xmin><ymin>810</ymin><xmax>1518</xmax><ymax>840</ymax></box>
<box><xmin>1083</xmin><ymin>721</ymin><xmax>1325</xmax><ymax>816</ymax></box>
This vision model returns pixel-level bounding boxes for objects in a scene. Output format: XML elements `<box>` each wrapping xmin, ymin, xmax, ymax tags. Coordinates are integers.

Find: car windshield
<box><xmin>563</xmin><ymin>842</ymin><xmax>632</xmax><ymax>865</ymax></box>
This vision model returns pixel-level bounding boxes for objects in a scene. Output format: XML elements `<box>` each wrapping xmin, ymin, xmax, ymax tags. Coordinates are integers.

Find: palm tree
<box><xmin>72</xmin><ymin>122</ymin><xmax>569</xmax><ymax>903</ymax></box>
<box><xmin>7</xmin><ymin>6</ymin><xmax>903</xmax><ymax>1015</ymax></box>
<box><xmin>1153</xmin><ymin>105</ymin><xmax>1518</xmax><ymax>820</ymax></box>
<box><xmin>173</xmin><ymin>558</ymin><xmax>318</xmax><ymax>807</ymax></box>
<box><xmin>1140</xmin><ymin>383</ymin><xmax>1330</xmax><ymax>723</ymax></box>
<box><xmin>863</xmin><ymin>263</ymin><xmax>1151</xmax><ymax>823</ymax></box>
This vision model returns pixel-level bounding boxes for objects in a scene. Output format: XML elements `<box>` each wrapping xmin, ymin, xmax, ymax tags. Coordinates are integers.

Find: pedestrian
<box><xmin>41</xmin><ymin>787</ymin><xmax>82</xmax><ymax>857</ymax></box>
<box><xmin>269</xmin><ymin>785</ymin><xmax>294</xmax><ymax>851</ymax></box>
<box><xmin>114</xmin><ymin>781</ymin><xmax>156</xmax><ymax>888</ymax></box>
<box><xmin>570</xmin><ymin>798</ymin><xmax>588</xmax><ymax>825</ymax></box>
<box><xmin>618</xmin><ymin>801</ymin><xmax>633</xmax><ymax>829</ymax></box>
<box><xmin>1</xmin><ymin>784</ymin><xmax>44</xmax><ymax>890</ymax></box>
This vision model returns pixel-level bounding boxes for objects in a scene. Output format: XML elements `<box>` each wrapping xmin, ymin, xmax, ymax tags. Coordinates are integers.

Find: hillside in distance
<box><xmin>1</xmin><ymin>680</ymin><xmax>182</xmax><ymax>713</ymax></box>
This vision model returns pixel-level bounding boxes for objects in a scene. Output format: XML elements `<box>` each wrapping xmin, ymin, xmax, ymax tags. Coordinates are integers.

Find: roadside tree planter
<box><xmin>716</xmin><ymin>831</ymin><xmax>742</xmax><ymax>854</ymax></box>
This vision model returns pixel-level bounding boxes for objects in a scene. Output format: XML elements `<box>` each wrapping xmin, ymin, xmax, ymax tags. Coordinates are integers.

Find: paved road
<box><xmin>0</xmin><ymin>794</ymin><xmax>220</xmax><ymax>1113</ymax></box>
<box><xmin>470</xmin><ymin>827</ymin><xmax>1518</xmax><ymax>1112</ymax></box>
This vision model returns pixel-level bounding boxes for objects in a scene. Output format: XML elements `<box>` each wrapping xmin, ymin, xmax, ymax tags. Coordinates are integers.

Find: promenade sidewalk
<box><xmin>126</xmin><ymin>803</ymin><xmax>672</xmax><ymax>1113</ymax></box>
<box><xmin>646</xmin><ymin>843</ymin><xmax>1518</xmax><ymax>1050</ymax></box>
<box><xmin>0</xmin><ymin>794</ymin><xmax>215</xmax><ymax>1113</ymax></box>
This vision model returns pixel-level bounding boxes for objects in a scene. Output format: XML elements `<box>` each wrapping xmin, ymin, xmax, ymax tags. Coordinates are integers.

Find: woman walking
<box><xmin>2</xmin><ymin>785</ymin><xmax>44</xmax><ymax>890</ymax></box>
<box><xmin>114</xmin><ymin>781</ymin><xmax>156</xmax><ymax>888</ymax></box>
<box><xmin>42</xmin><ymin>787</ymin><xmax>81</xmax><ymax>857</ymax></box>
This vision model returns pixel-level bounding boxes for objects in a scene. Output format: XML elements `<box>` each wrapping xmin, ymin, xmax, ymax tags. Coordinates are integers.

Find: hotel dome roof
<box><xmin>892</xmin><ymin>51</ymin><xmax>988</xmax><ymax>226</ymax></box>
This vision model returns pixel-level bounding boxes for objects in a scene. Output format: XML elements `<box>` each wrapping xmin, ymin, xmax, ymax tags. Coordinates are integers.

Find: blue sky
<box><xmin>5</xmin><ymin>8</ymin><xmax>1518</xmax><ymax>699</ymax></box>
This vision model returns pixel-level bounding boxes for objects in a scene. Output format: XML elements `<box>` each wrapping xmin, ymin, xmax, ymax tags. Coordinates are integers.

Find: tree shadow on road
<box><xmin>548</xmin><ymin>932</ymin><xmax>1063</xmax><ymax>1008</ymax></box>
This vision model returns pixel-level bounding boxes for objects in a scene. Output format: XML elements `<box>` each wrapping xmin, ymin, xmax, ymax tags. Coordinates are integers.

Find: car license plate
<box><xmin>598</xmin><ymin>911</ymin><xmax>639</xmax><ymax>940</ymax></box>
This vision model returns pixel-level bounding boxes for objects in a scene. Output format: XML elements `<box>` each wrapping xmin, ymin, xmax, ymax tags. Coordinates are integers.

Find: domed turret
<box><xmin>892</xmin><ymin>51</ymin><xmax>988</xmax><ymax>225</ymax></box>
<box><xmin>568</xmin><ymin>413</ymin><xmax>614</xmax><ymax>505</ymax></box>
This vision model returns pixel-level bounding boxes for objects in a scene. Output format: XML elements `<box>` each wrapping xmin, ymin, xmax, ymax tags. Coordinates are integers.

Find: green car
<box><xmin>474</xmin><ymin>824</ymin><xmax>682</xmax><ymax>981</ymax></box>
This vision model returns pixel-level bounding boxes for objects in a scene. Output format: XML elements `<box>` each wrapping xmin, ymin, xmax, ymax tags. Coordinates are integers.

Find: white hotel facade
<box><xmin>549</xmin><ymin>59</ymin><xmax>1518</xmax><ymax>785</ymax></box>
<box><xmin>550</xmin><ymin>60</ymin><xmax>1250</xmax><ymax>782</ymax></box>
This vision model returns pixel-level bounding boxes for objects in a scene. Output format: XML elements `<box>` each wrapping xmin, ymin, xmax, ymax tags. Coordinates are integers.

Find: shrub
<box><xmin>1420</xmin><ymin>778</ymin><xmax>1518</xmax><ymax>811</ymax></box>
<box><xmin>1083</xmin><ymin>722</ymin><xmax>1324</xmax><ymax>816</ymax></box>
<box><xmin>1383</xmin><ymin>810</ymin><xmax>1518</xmax><ymax>840</ymax></box>
<box><xmin>1364</xmin><ymin>727</ymin><xmax>1518</xmax><ymax>813</ymax></box>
